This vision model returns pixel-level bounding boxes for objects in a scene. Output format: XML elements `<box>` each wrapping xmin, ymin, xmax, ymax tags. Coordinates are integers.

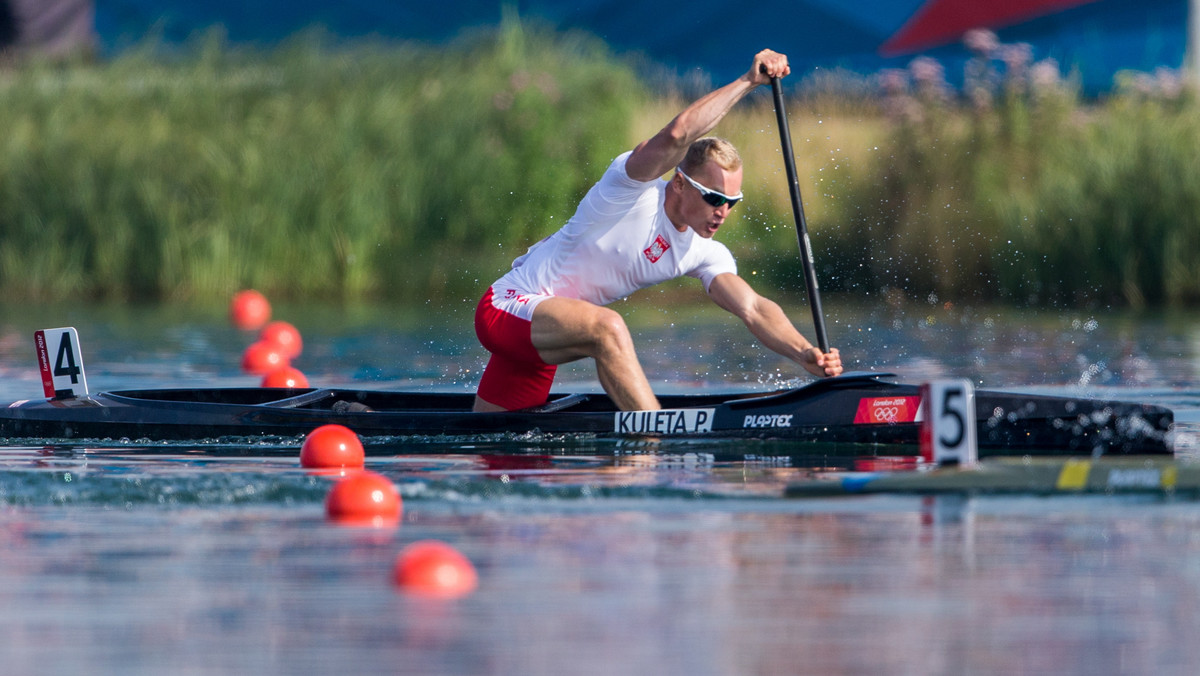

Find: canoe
<box><xmin>0</xmin><ymin>372</ymin><xmax>1173</xmax><ymax>455</ymax></box>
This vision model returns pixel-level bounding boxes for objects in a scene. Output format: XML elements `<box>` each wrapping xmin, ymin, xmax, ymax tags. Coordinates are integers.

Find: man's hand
<box><xmin>801</xmin><ymin>346</ymin><xmax>842</xmax><ymax>378</ymax></box>
<box><xmin>627</xmin><ymin>48</ymin><xmax>792</xmax><ymax>181</ymax></box>
<box><xmin>749</xmin><ymin>49</ymin><xmax>790</xmax><ymax>85</ymax></box>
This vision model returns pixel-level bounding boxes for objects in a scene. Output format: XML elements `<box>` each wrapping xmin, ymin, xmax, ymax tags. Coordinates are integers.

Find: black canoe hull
<box><xmin>0</xmin><ymin>373</ymin><xmax>1174</xmax><ymax>455</ymax></box>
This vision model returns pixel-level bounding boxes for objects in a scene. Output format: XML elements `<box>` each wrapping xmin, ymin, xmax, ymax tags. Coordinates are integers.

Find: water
<box><xmin>1</xmin><ymin>299</ymin><xmax>1200</xmax><ymax>675</ymax></box>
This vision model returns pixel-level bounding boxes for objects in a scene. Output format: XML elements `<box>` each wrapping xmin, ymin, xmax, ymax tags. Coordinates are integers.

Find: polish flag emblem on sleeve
<box><xmin>643</xmin><ymin>235</ymin><xmax>670</xmax><ymax>263</ymax></box>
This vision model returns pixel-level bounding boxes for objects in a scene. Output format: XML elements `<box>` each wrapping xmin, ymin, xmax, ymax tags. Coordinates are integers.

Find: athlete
<box><xmin>474</xmin><ymin>49</ymin><xmax>842</xmax><ymax>412</ymax></box>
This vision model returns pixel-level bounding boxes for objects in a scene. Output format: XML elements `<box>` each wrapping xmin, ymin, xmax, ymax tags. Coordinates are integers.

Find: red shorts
<box><xmin>475</xmin><ymin>287</ymin><xmax>557</xmax><ymax>410</ymax></box>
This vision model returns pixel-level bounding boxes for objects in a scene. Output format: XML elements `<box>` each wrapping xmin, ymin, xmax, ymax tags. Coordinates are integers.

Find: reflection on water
<box><xmin>0</xmin><ymin>301</ymin><xmax>1199</xmax><ymax>673</ymax></box>
<box><xmin>1</xmin><ymin>459</ymin><xmax>1199</xmax><ymax>675</ymax></box>
<box><xmin>2</xmin><ymin>299</ymin><xmax>1200</xmax><ymax>397</ymax></box>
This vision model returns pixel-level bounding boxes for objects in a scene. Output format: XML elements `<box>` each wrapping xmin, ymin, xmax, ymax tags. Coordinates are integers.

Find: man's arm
<box><xmin>707</xmin><ymin>273</ymin><xmax>842</xmax><ymax>378</ymax></box>
<box><xmin>624</xmin><ymin>49</ymin><xmax>790</xmax><ymax>182</ymax></box>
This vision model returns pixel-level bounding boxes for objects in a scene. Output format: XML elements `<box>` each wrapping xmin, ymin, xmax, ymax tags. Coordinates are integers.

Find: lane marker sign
<box><xmin>34</xmin><ymin>327</ymin><xmax>88</xmax><ymax>399</ymax></box>
<box><xmin>920</xmin><ymin>379</ymin><xmax>978</xmax><ymax>467</ymax></box>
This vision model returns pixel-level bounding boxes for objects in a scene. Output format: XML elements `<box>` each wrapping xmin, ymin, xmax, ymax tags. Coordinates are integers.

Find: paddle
<box><xmin>767</xmin><ymin>74</ymin><xmax>830</xmax><ymax>353</ymax></box>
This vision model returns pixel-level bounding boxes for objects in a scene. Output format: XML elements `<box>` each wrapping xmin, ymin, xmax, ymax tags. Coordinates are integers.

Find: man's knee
<box><xmin>590</xmin><ymin>308</ymin><xmax>635</xmax><ymax>354</ymax></box>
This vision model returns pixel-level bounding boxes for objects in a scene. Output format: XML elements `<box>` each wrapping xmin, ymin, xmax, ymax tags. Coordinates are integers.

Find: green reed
<box><xmin>0</xmin><ymin>19</ymin><xmax>637</xmax><ymax>303</ymax></box>
<box><xmin>819</xmin><ymin>45</ymin><xmax>1200</xmax><ymax>309</ymax></box>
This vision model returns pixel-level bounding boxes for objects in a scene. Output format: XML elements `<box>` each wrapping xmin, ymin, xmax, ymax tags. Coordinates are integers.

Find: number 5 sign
<box><xmin>920</xmin><ymin>379</ymin><xmax>978</xmax><ymax>466</ymax></box>
<box><xmin>35</xmin><ymin>328</ymin><xmax>89</xmax><ymax>399</ymax></box>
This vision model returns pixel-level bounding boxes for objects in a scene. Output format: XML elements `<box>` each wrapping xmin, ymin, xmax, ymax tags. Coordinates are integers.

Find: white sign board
<box><xmin>35</xmin><ymin>327</ymin><xmax>89</xmax><ymax>399</ymax></box>
<box><xmin>615</xmin><ymin>408</ymin><xmax>716</xmax><ymax>435</ymax></box>
<box><xmin>920</xmin><ymin>379</ymin><xmax>978</xmax><ymax>466</ymax></box>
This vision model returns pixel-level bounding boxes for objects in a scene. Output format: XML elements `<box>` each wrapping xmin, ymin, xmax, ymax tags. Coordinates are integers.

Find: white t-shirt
<box><xmin>492</xmin><ymin>151</ymin><xmax>738</xmax><ymax>309</ymax></box>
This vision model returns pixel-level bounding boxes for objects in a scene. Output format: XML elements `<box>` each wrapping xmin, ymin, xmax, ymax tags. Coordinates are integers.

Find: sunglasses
<box><xmin>676</xmin><ymin>168</ymin><xmax>743</xmax><ymax>208</ymax></box>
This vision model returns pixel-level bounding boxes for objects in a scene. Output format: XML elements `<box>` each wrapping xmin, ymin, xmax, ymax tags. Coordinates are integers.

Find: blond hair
<box><xmin>679</xmin><ymin>137</ymin><xmax>742</xmax><ymax>174</ymax></box>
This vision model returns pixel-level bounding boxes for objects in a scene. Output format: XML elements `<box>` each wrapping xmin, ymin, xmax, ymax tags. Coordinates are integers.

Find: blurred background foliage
<box><xmin>1</xmin><ymin>20</ymin><xmax>1198</xmax><ymax>309</ymax></box>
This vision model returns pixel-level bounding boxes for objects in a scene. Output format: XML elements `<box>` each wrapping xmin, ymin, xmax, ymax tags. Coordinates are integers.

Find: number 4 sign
<box><xmin>34</xmin><ymin>328</ymin><xmax>89</xmax><ymax>399</ymax></box>
<box><xmin>920</xmin><ymin>379</ymin><xmax>978</xmax><ymax>467</ymax></box>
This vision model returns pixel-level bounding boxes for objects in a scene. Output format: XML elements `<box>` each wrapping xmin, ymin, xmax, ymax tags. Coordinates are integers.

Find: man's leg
<box><xmin>473</xmin><ymin>396</ymin><xmax>508</xmax><ymax>412</ymax></box>
<box><xmin>473</xmin><ymin>288</ymin><xmax>558</xmax><ymax>413</ymax></box>
<box><xmin>473</xmin><ymin>350</ymin><xmax>557</xmax><ymax>412</ymax></box>
<box><xmin>526</xmin><ymin>297</ymin><xmax>660</xmax><ymax>411</ymax></box>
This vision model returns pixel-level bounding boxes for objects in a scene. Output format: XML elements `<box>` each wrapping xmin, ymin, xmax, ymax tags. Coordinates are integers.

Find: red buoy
<box><xmin>262</xmin><ymin>366</ymin><xmax>309</xmax><ymax>388</ymax></box>
<box><xmin>300</xmin><ymin>424</ymin><xmax>365</xmax><ymax>470</ymax></box>
<box><xmin>260</xmin><ymin>320</ymin><xmax>303</xmax><ymax>359</ymax></box>
<box><xmin>230</xmin><ymin>290</ymin><xmax>271</xmax><ymax>330</ymax></box>
<box><xmin>241</xmin><ymin>341</ymin><xmax>289</xmax><ymax>375</ymax></box>
<box><xmin>325</xmin><ymin>470</ymin><xmax>401</xmax><ymax>527</ymax></box>
<box><xmin>393</xmin><ymin>541</ymin><xmax>478</xmax><ymax>598</ymax></box>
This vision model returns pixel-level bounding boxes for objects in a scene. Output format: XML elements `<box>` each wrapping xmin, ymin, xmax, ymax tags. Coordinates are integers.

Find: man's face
<box><xmin>674</xmin><ymin>163</ymin><xmax>743</xmax><ymax>239</ymax></box>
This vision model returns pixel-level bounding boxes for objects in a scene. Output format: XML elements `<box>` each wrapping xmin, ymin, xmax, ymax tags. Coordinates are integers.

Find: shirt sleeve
<box><xmin>592</xmin><ymin>151</ymin><xmax>656</xmax><ymax>205</ymax></box>
<box><xmin>689</xmin><ymin>241</ymin><xmax>738</xmax><ymax>292</ymax></box>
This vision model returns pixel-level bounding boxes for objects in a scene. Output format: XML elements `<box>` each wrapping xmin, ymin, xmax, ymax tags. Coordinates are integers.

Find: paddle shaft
<box><xmin>768</xmin><ymin>76</ymin><xmax>830</xmax><ymax>353</ymax></box>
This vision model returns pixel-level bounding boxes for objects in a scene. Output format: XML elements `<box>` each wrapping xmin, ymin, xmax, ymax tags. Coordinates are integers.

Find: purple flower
<box><xmin>878</xmin><ymin>68</ymin><xmax>909</xmax><ymax>95</ymax></box>
<box><xmin>963</xmin><ymin>29</ymin><xmax>999</xmax><ymax>57</ymax></box>
<box><xmin>1030</xmin><ymin>59</ymin><xmax>1061</xmax><ymax>91</ymax></box>
<box><xmin>1155</xmin><ymin>67</ymin><xmax>1183</xmax><ymax>98</ymax></box>
<box><xmin>1000</xmin><ymin>43</ymin><xmax>1033</xmax><ymax>72</ymax></box>
<box><xmin>909</xmin><ymin>56</ymin><xmax>945</xmax><ymax>86</ymax></box>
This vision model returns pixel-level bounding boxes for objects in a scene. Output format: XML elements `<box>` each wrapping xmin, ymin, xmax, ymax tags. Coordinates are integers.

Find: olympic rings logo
<box><xmin>854</xmin><ymin>397</ymin><xmax>918</xmax><ymax>426</ymax></box>
<box><xmin>873</xmin><ymin>406</ymin><xmax>901</xmax><ymax>422</ymax></box>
